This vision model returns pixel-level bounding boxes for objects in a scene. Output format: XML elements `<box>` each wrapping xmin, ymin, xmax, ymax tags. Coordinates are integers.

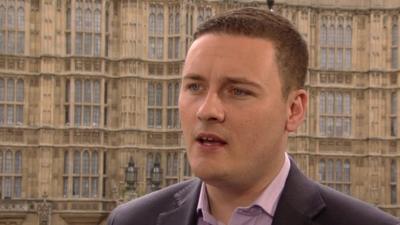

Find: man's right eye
<box><xmin>186</xmin><ymin>83</ymin><xmax>202</xmax><ymax>92</ymax></box>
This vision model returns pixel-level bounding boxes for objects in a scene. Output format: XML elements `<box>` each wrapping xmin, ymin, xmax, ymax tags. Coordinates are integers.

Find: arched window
<box><xmin>335</xmin><ymin>160</ymin><xmax>342</xmax><ymax>181</ymax></box>
<box><xmin>319</xmin><ymin>159</ymin><xmax>326</xmax><ymax>181</ymax></box>
<box><xmin>5</xmin><ymin>150</ymin><xmax>12</xmax><ymax>173</ymax></box>
<box><xmin>392</xmin><ymin>17</ymin><xmax>398</xmax><ymax>69</ymax></box>
<box><xmin>344</xmin><ymin>25</ymin><xmax>352</xmax><ymax>47</ymax></box>
<box><xmin>17</xmin><ymin>7</ymin><xmax>24</xmax><ymax>30</ymax></box>
<box><xmin>84</xmin><ymin>80</ymin><xmax>91</xmax><ymax>103</ymax></box>
<box><xmin>344</xmin><ymin>94</ymin><xmax>351</xmax><ymax>114</ymax></box>
<box><xmin>148</xmin><ymin>12</ymin><xmax>155</xmax><ymax>34</ymax></box>
<box><xmin>172</xmin><ymin>153</ymin><xmax>178</xmax><ymax>176</ymax></box>
<box><xmin>344</xmin><ymin>160</ymin><xmax>350</xmax><ymax>182</ymax></box>
<box><xmin>328</xmin><ymin>25</ymin><xmax>335</xmax><ymax>47</ymax></box>
<box><xmin>76</xmin><ymin>8</ymin><xmax>82</xmax><ymax>31</ymax></box>
<box><xmin>168</xmin><ymin>13</ymin><xmax>174</xmax><ymax>34</ymax></box>
<box><xmin>0</xmin><ymin>151</ymin><xmax>3</xmax><ymax>173</ymax></box>
<box><xmin>94</xmin><ymin>9</ymin><xmax>100</xmax><ymax>33</ymax></box>
<box><xmin>156</xmin><ymin>12</ymin><xmax>164</xmax><ymax>35</ymax></box>
<box><xmin>0</xmin><ymin>78</ymin><xmax>4</xmax><ymax>101</ymax></box>
<box><xmin>93</xmin><ymin>80</ymin><xmax>100</xmax><ymax>104</ymax></box>
<box><xmin>392</xmin><ymin>17</ymin><xmax>398</xmax><ymax>46</ymax></box>
<box><xmin>335</xmin><ymin>93</ymin><xmax>343</xmax><ymax>114</ymax></box>
<box><xmin>7</xmin><ymin>6</ymin><xmax>14</xmax><ymax>29</ymax></box>
<box><xmin>0</xmin><ymin>6</ymin><xmax>5</xmax><ymax>28</ymax></box>
<box><xmin>391</xmin><ymin>159</ymin><xmax>397</xmax><ymax>183</ymax></box>
<box><xmin>91</xmin><ymin>151</ymin><xmax>98</xmax><ymax>175</ymax></box>
<box><xmin>174</xmin><ymin>83</ymin><xmax>180</xmax><ymax>105</ymax></box>
<box><xmin>75</xmin><ymin>80</ymin><xmax>82</xmax><ymax>103</ymax></box>
<box><xmin>146</xmin><ymin>153</ymin><xmax>154</xmax><ymax>176</ymax></box>
<box><xmin>327</xmin><ymin>159</ymin><xmax>333</xmax><ymax>181</ymax></box>
<box><xmin>16</xmin><ymin>79</ymin><xmax>23</xmax><ymax>102</ymax></box>
<box><xmin>166</xmin><ymin>153</ymin><xmax>172</xmax><ymax>175</ymax></box>
<box><xmin>320</xmin><ymin>24</ymin><xmax>328</xmax><ymax>46</ymax></box>
<box><xmin>148</xmin><ymin>83</ymin><xmax>154</xmax><ymax>106</ymax></box>
<box><xmin>82</xmin><ymin>151</ymin><xmax>89</xmax><ymax>175</ymax></box>
<box><xmin>75</xmin><ymin>32</ymin><xmax>82</xmax><ymax>55</ymax></box>
<box><xmin>336</xmin><ymin>25</ymin><xmax>344</xmax><ymax>46</ymax></box>
<box><xmin>175</xmin><ymin>12</ymin><xmax>180</xmax><ymax>33</ymax></box>
<box><xmin>156</xmin><ymin>83</ymin><xmax>162</xmax><ymax>106</ymax></box>
<box><xmin>7</xmin><ymin>79</ymin><xmax>14</xmax><ymax>101</ymax></box>
<box><xmin>167</xmin><ymin>83</ymin><xmax>173</xmax><ymax>106</ymax></box>
<box><xmin>66</xmin><ymin>8</ymin><xmax>71</xmax><ymax>29</ymax></box>
<box><xmin>73</xmin><ymin>151</ymin><xmax>81</xmax><ymax>174</ymax></box>
<box><xmin>327</xmin><ymin>93</ymin><xmax>334</xmax><ymax>114</ymax></box>
<box><xmin>84</xmin><ymin>9</ymin><xmax>92</xmax><ymax>32</ymax></box>
<box><xmin>64</xmin><ymin>151</ymin><xmax>69</xmax><ymax>174</ymax></box>
<box><xmin>14</xmin><ymin>151</ymin><xmax>21</xmax><ymax>173</ymax></box>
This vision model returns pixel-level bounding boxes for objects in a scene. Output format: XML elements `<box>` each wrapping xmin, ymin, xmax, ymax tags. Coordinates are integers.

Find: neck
<box><xmin>205</xmin><ymin>153</ymin><xmax>286</xmax><ymax>224</ymax></box>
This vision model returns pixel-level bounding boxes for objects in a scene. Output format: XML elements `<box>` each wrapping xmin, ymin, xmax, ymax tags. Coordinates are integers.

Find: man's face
<box><xmin>179</xmin><ymin>34</ymin><xmax>293</xmax><ymax>189</ymax></box>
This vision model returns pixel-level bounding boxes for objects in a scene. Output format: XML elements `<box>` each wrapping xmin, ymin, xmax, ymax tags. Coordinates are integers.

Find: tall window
<box><xmin>0</xmin><ymin>150</ymin><xmax>22</xmax><ymax>199</ymax></box>
<box><xmin>63</xmin><ymin>150</ymin><xmax>102</xmax><ymax>198</ymax></box>
<box><xmin>147</xmin><ymin>82</ymin><xmax>163</xmax><ymax>128</ymax></box>
<box><xmin>0</xmin><ymin>0</ymin><xmax>25</xmax><ymax>54</ymax></box>
<box><xmin>72</xmin><ymin>0</ymin><xmax>101</xmax><ymax>56</ymax></box>
<box><xmin>168</xmin><ymin>5</ymin><xmax>180</xmax><ymax>59</ymax></box>
<box><xmin>197</xmin><ymin>6</ymin><xmax>212</xmax><ymax>26</ymax></box>
<box><xmin>148</xmin><ymin>4</ymin><xmax>164</xmax><ymax>59</ymax></box>
<box><xmin>319</xmin><ymin>91</ymin><xmax>351</xmax><ymax>137</ymax></box>
<box><xmin>166</xmin><ymin>152</ymin><xmax>179</xmax><ymax>186</ymax></box>
<box><xmin>391</xmin><ymin>92</ymin><xmax>397</xmax><ymax>137</ymax></box>
<box><xmin>0</xmin><ymin>78</ymin><xmax>24</xmax><ymax>126</ymax></box>
<box><xmin>319</xmin><ymin>159</ymin><xmax>351</xmax><ymax>194</ymax></box>
<box><xmin>391</xmin><ymin>159</ymin><xmax>397</xmax><ymax>204</ymax></box>
<box><xmin>147</xmin><ymin>81</ymin><xmax>180</xmax><ymax>129</ymax></box>
<box><xmin>167</xmin><ymin>82</ymin><xmax>180</xmax><ymax>129</ymax></box>
<box><xmin>65</xmin><ymin>79</ymin><xmax>107</xmax><ymax>127</ymax></box>
<box><xmin>320</xmin><ymin>16</ymin><xmax>352</xmax><ymax>70</ymax></box>
<box><xmin>392</xmin><ymin>16</ymin><xmax>398</xmax><ymax>69</ymax></box>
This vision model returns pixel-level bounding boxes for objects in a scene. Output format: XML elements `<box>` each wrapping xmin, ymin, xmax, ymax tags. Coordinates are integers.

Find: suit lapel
<box><xmin>157</xmin><ymin>179</ymin><xmax>202</xmax><ymax>225</ymax></box>
<box><xmin>272</xmin><ymin>161</ymin><xmax>326</xmax><ymax>225</ymax></box>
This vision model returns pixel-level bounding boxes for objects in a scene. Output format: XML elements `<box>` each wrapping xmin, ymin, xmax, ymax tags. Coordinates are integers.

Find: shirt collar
<box><xmin>196</xmin><ymin>153</ymin><xmax>291</xmax><ymax>218</ymax></box>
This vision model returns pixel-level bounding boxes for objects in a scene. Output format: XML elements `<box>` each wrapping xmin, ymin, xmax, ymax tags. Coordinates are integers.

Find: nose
<box><xmin>196</xmin><ymin>93</ymin><xmax>225</xmax><ymax>122</ymax></box>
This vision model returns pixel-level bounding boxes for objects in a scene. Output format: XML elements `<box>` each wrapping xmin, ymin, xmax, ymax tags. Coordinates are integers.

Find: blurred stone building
<box><xmin>0</xmin><ymin>0</ymin><xmax>399</xmax><ymax>224</ymax></box>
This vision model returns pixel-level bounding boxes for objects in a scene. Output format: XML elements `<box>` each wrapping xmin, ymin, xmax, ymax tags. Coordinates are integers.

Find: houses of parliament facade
<box><xmin>0</xmin><ymin>0</ymin><xmax>399</xmax><ymax>224</ymax></box>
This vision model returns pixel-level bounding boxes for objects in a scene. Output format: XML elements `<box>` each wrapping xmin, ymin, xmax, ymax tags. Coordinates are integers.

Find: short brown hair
<box><xmin>194</xmin><ymin>7</ymin><xmax>308</xmax><ymax>98</ymax></box>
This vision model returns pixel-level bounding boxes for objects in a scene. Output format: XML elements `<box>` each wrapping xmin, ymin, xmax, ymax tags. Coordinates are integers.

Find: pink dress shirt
<box><xmin>196</xmin><ymin>153</ymin><xmax>291</xmax><ymax>225</ymax></box>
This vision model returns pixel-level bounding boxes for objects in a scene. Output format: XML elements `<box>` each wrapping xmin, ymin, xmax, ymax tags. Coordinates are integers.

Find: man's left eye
<box><xmin>231</xmin><ymin>88</ymin><xmax>250</xmax><ymax>96</ymax></box>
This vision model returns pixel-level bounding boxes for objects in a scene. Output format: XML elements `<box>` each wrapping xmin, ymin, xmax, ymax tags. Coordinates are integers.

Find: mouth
<box><xmin>195</xmin><ymin>133</ymin><xmax>227</xmax><ymax>146</ymax></box>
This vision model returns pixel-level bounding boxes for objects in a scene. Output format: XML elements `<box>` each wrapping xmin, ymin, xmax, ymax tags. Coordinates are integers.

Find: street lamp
<box><xmin>267</xmin><ymin>0</ymin><xmax>274</xmax><ymax>11</ymax></box>
<box><xmin>125</xmin><ymin>157</ymin><xmax>138</xmax><ymax>191</ymax></box>
<box><xmin>151</xmin><ymin>161</ymin><xmax>162</xmax><ymax>191</ymax></box>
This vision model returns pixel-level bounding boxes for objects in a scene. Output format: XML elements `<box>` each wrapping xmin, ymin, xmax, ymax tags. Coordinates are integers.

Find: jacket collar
<box><xmin>271</xmin><ymin>160</ymin><xmax>326</xmax><ymax>225</ymax></box>
<box><xmin>156</xmin><ymin>161</ymin><xmax>326</xmax><ymax>225</ymax></box>
<box><xmin>157</xmin><ymin>178</ymin><xmax>202</xmax><ymax>225</ymax></box>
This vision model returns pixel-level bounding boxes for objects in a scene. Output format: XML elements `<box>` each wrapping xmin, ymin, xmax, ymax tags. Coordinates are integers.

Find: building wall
<box><xmin>0</xmin><ymin>0</ymin><xmax>399</xmax><ymax>224</ymax></box>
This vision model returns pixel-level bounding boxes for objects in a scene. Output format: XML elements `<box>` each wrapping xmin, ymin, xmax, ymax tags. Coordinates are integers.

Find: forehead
<box><xmin>187</xmin><ymin>34</ymin><xmax>276</xmax><ymax>59</ymax></box>
<box><xmin>183</xmin><ymin>34</ymin><xmax>279</xmax><ymax>82</ymax></box>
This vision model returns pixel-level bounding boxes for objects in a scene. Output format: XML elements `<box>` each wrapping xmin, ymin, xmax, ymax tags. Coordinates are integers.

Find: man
<box><xmin>108</xmin><ymin>7</ymin><xmax>400</xmax><ymax>225</ymax></box>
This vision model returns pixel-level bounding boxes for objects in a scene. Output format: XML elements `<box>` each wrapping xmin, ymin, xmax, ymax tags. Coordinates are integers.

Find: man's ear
<box><xmin>285</xmin><ymin>89</ymin><xmax>308</xmax><ymax>132</ymax></box>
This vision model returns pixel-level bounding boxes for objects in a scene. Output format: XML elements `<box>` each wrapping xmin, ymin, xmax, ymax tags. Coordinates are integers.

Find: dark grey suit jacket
<box><xmin>108</xmin><ymin>162</ymin><xmax>400</xmax><ymax>225</ymax></box>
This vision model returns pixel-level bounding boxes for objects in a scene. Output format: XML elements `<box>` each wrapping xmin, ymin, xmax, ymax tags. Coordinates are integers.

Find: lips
<box><xmin>195</xmin><ymin>133</ymin><xmax>227</xmax><ymax>146</ymax></box>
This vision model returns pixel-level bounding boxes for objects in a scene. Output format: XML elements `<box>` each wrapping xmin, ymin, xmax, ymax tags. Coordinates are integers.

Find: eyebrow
<box><xmin>182</xmin><ymin>73</ymin><xmax>205</xmax><ymax>81</ymax></box>
<box><xmin>183</xmin><ymin>73</ymin><xmax>263</xmax><ymax>90</ymax></box>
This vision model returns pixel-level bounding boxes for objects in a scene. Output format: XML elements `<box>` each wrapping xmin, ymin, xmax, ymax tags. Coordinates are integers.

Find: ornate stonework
<box><xmin>0</xmin><ymin>0</ymin><xmax>399</xmax><ymax>224</ymax></box>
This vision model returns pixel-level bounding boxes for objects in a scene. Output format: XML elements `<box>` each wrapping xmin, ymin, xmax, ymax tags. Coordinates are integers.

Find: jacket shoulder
<box><xmin>107</xmin><ymin>178</ymin><xmax>201</xmax><ymax>225</ymax></box>
<box><xmin>315</xmin><ymin>183</ymin><xmax>400</xmax><ymax>225</ymax></box>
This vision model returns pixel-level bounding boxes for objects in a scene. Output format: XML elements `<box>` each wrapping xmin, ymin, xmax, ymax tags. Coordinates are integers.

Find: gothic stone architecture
<box><xmin>0</xmin><ymin>0</ymin><xmax>399</xmax><ymax>224</ymax></box>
